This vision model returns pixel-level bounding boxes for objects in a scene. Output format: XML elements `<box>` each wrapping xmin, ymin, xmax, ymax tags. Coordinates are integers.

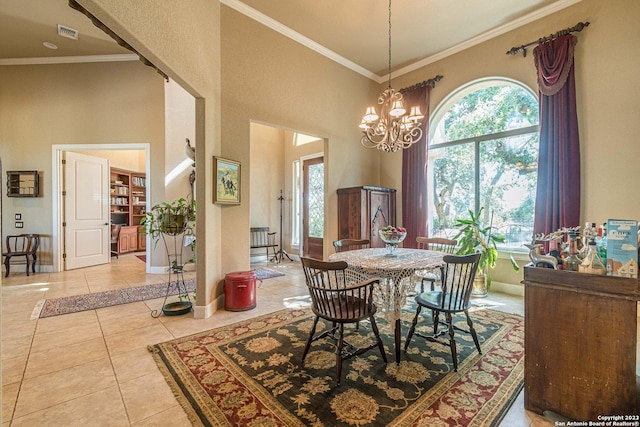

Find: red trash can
<box><xmin>224</xmin><ymin>271</ymin><xmax>257</xmax><ymax>311</ymax></box>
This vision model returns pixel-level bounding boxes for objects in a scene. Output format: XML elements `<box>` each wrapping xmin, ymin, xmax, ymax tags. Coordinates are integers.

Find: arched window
<box><xmin>428</xmin><ymin>78</ymin><xmax>539</xmax><ymax>249</ymax></box>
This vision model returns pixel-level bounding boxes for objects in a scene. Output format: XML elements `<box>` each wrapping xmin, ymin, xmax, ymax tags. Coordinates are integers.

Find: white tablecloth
<box><xmin>328</xmin><ymin>248</ymin><xmax>445</xmax><ymax>323</ymax></box>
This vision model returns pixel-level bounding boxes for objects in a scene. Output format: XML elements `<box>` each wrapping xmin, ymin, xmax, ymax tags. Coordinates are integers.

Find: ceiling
<box><xmin>0</xmin><ymin>0</ymin><xmax>580</xmax><ymax>81</ymax></box>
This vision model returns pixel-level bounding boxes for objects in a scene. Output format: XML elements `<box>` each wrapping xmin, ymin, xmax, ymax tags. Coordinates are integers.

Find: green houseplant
<box><xmin>140</xmin><ymin>196</ymin><xmax>196</xmax><ymax>316</ymax></box>
<box><xmin>140</xmin><ymin>196</ymin><xmax>196</xmax><ymax>269</ymax></box>
<box><xmin>453</xmin><ymin>208</ymin><xmax>505</xmax><ymax>296</ymax></box>
<box><xmin>140</xmin><ymin>196</ymin><xmax>196</xmax><ymax>243</ymax></box>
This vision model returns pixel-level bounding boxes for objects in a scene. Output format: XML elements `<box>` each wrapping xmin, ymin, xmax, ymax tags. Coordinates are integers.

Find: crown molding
<box><xmin>223</xmin><ymin>0</ymin><xmax>582</xmax><ymax>84</ymax></box>
<box><xmin>1</xmin><ymin>0</ymin><xmax>582</xmax><ymax>81</ymax></box>
<box><xmin>387</xmin><ymin>0</ymin><xmax>583</xmax><ymax>81</ymax></box>
<box><xmin>220</xmin><ymin>0</ymin><xmax>378</xmax><ymax>81</ymax></box>
<box><xmin>0</xmin><ymin>54</ymin><xmax>138</xmax><ymax>66</ymax></box>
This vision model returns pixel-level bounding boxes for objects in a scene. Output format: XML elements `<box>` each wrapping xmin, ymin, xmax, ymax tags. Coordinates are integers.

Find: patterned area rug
<box><xmin>252</xmin><ymin>267</ymin><xmax>285</xmax><ymax>280</ymax></box>
<box><xmin>38</xmin><ymin>279</ymin><xmax>196</xmax><ymax>318</ymax></box>
<box><xmin>149</xmin><ymin>305</ymin><xmax>524</xmax><ymax>426</ymax></box>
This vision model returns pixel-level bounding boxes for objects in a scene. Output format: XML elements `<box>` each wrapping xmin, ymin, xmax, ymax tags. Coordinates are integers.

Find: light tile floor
<box><xmin>1</xmin><ymin>254</ymin><xmax>555</xmax><ymax>426</ymax></box>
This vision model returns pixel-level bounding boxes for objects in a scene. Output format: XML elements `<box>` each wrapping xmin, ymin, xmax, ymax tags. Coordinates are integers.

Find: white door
<box><xmin>63</xmin><ymin>151</ymin><xmax>110</xmax><ymax>270</ymax></box>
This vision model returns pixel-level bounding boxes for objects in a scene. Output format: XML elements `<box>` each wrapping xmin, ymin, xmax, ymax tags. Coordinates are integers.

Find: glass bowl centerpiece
<box><xmin>379</xmin><ymin>226</ymin><xmax>407</xmax><ymax>257</ymax></box>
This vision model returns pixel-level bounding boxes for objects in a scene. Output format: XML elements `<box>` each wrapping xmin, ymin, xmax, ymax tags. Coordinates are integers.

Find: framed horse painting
<box><xmin>213</xmin><ymin>157</ymin><xmax>240</xmax><ymax>204</ymax></box>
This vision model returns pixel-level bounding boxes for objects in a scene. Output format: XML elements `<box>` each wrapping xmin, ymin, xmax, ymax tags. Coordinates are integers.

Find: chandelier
<box><xmin>359</xmin><ymin>0</ymin><xmax>423</xmax><ymax>153</ymax></box>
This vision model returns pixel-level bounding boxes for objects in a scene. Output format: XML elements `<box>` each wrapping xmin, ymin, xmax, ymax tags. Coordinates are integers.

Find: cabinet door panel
<box><xmin>337</xmin><ymin>186</ymin><xmax>396</xmax><ymax>249</ymax></box>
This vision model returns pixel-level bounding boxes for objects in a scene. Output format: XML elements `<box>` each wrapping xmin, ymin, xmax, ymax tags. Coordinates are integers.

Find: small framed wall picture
<box><xmin>213</xmin><ymin>157</ymin><xmax>241</xmax><ymax>204</ymax></box>
<box><xmin>15</xmin><ymin>213</ymin><xmax>22</xmax><ymax>220</ymax></box>
<box><xmin>15</xmin><ymin>221</ymin><xmax>23</xmax><ymax>228</ymax></box>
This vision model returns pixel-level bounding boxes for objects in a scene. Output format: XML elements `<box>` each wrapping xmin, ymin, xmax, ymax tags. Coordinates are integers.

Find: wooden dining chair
<box><xmin>404</xmin><ymin>252</ymin><xmax>482</xmax><ymax>371</ymax></box>
<box><xmin>414</xmin><ymin>237</ymin><xmax>457</xmax><ymax>292</ymax></box>
<box><xmin>332</xmin><ymin>238</ymin><xmax>370</xmax><ymax>252</ymax></box>
<box><xmin>300</xmin><ymin>257</ymin><xmax>387</xmax><ymax>386</ymax></box>
<box><xmin>3</xmin><ymin>234</ymin><xmax>40</xmax><ymax>277</ymax></box>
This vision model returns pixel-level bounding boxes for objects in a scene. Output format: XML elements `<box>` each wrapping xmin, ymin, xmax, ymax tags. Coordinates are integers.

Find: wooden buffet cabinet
<box><xmin>337</xmin><ymin>186</ymin><xmax>396</xmax><ymax>249</ymax></box>
<box><xmin>522</xmin><ymin>267</ymin><xmax>639</xmax><ymax>420</ymax></box>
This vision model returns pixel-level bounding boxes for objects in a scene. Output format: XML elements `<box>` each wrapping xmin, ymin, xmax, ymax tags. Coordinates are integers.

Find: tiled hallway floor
<box><xmin>1</xmin><ymin>254</ymin><xmax>554</xmax><ymax>426</ymax></box>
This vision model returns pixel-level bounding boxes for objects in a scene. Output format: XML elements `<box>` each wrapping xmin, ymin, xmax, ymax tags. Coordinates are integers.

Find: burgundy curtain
<box><xmin>532</xmin><ymin>35</ymin><xmax>581</xmax><ymax>236</ymax></box>
<box><xmin>401</xmin><ymin>85</ymin><xmax>431</xmax><ymax>248</ymax></box>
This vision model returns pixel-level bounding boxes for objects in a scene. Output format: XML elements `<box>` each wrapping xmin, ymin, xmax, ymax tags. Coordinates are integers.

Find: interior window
<box><xmin>428</xmin><ymin>78</ymin><xmax>539</xmax><ymax>250</ymax></box>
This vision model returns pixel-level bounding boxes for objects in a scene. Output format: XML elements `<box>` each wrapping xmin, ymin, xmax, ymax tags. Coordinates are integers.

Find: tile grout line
<box><xmin>96</xmin><ymin>306</ymin><xmax>135</xmax><ymax>426</ymax></box>
<box><xmin>6</xmin><ymin>317</ymin><xmax>38</xmax><ymax>425</ymax></box>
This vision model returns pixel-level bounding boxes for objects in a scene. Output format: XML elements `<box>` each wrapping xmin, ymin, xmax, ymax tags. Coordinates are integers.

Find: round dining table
<box><xmin>328</xmin><ymin>247</ymin><xmax>445</xmax><ymax>363</ymax></box>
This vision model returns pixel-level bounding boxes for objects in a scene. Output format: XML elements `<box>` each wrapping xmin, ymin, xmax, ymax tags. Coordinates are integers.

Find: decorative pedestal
<box><xmin>150</xmin><ymin>232</ymin><xmax>193</xmax><ymax>318</ymax></box>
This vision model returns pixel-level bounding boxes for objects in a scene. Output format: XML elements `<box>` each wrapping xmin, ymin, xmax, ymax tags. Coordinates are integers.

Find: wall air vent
<box><xmin>57</xmin><ymin>25</ymin><xmax>79</xmax><ymax>40</ymax></box>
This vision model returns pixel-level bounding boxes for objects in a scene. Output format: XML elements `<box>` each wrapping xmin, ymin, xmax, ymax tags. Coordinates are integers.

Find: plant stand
<box><xmin>150</xmin><ymin>231</ymin><xmax>193</xmax><ymax>318</ymax></box>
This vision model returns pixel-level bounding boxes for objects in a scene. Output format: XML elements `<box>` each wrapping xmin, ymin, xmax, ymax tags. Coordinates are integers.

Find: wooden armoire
<box><xmin>337</xmin><ymin>186</ymin><xmax>396</xmax><ymax>248</ymax></box>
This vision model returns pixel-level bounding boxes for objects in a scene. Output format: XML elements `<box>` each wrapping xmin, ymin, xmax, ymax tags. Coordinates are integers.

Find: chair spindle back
<box><xmin>439</xmin><ymin>253</ymin><xmax>481</xmax><ymax>311</ymax></box>
<box><xmin>332</xmin><ymin>239</ymin><xmax>370</xmax><ymax>253</ymax></box>
<box><xmin>6</xmin><ymin>234</ymin><xmax>39</xmax><ymax>254</ymax></box>
<box><xmin>416</xmin><ymin>237</ymin><xmax>457</xmax><ymax>254</ymax></box>
<box><xmin>301</xmin><ymin>257</ymin><xmax>376</xmax><ymax>322</ymax></box>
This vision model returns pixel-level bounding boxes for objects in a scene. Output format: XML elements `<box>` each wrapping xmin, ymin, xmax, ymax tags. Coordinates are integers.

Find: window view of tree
<box><xmin>428</xmin><ymin>81</ymin><xmax>539</xmax><ymax>249</ymax></box>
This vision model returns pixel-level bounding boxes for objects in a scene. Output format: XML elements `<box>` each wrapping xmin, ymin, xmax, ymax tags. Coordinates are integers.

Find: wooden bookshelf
<box><xmin>110</xmin><ymin>168</ymin><xmax>147</xmax><ymax>254</ymax></box>
<box><xmin>110</xmin><ymin>168</ymin><xmax>131</xmax><ymax>223</ymax></box>
<box><xmin>131</xmin><ymin>172</ymin><xmax>147</xmax><ymax>226</ymax></box>
<box><xmin>110</xmin><ymin>168</ymin><xmax>147</xmax><ymax>226</ymax></box>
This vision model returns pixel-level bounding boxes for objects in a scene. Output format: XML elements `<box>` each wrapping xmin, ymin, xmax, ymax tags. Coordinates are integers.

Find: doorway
<box><xmin>52</xmin><ymin>143</ymin><xmax>150</xmax><ymax>273</ymax></box>
<box><xmin>302</xmin><ymin>156</ymin><xmax>324</xmax><ymax>259</ymax></box>
<box><xmin>249</xmin><ymin>123</ymin><xmax>325</xmax><ymax>262</ymax></box>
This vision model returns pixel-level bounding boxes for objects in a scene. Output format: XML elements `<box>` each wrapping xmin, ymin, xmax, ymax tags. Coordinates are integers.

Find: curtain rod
<box><xmin>68</xmin><ymin>0</ymin><xmax>169</xmax><ymax>81</ymax></box>
<box><xmin>401</xmin><ymin>75</ymin><xmax>443</xmax><ymax>92</ymax></box>
<box><xmin>506</xmin><ymin>21</ymin><xmax>590</xmax><ymax>57</ymax></box>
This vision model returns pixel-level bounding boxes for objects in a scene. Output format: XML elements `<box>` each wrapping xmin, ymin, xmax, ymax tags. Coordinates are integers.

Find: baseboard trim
<box><xmin>490</xmin><ymin>281</ymin><xmax>524</xmax><ymax>296</ymax></box>
<box><xmin>147</xmin><ymin>266</ymin><xmax>166</xmax><ymax>274</ymax></box>
<box><xmin>193</xmin><ymin>302</ymin><xmax>213</xmax><ymax>318</ymax></box>
<box><xmin>193</xmin><ymin>294</ymin><xmax>224</xmax><ymax>318</ymax></box>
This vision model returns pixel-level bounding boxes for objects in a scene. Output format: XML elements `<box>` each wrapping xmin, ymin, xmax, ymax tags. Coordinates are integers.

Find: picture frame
<box><xmin>213</xmin><ymin>157</ymin><xmax>241</xmax><ymax>204</ymax></box>
<box><xmin>15</xmin><ymin>213</ymin><xmax>22</xmax><ymax>220</ymax></box>
<box><xmin>15</xmin><ymin>221</ymin><xmax>23</xmax><ymax>228</ymax></box>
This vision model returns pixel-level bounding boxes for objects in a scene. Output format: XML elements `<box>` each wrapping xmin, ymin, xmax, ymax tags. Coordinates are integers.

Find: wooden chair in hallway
<box><xmin>111</xmin><ymin>224</ymin><xmax>122</xmax><ymax>258</ymax></box>
<box><xmin>3</xmin><ymin>234</ymin><xmax>40</xmax><ymax>277</ymax></box>
<box><xmin>300</xmin><ymin>257</ymin><xmax>387</xmax><ymax>386</ymax></box>
<box><xmin>414</xmin><ymin>237</ymin><xmax>457</xmax><ymax>292</ymax></box>
<box><xmin>405</xmin><ymin>252</ymin><xmax>482</xmax><ymax>372</ymax></box>
<box><xmin>332</xmin><ymin>239</ymin><xmax>369</xmax><ymax>252</ymax></box>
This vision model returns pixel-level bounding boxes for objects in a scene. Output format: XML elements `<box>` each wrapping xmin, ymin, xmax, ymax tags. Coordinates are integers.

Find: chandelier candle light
<box><xmin>360</xmin><ymin>0</ymin><xmax>424</xmax><ymax>152</ymax></box>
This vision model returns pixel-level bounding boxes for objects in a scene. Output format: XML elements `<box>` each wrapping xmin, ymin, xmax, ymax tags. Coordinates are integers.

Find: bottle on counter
<box><xmin>581</xmin><ymin>222</ymin><xmax>596</xmax><ymax>258</ymax></box>
<box><xmin>578</xmin><ymin>239</ymin><xmax>606</xmax><ymax>275</ymax></box>
<box><xmin>596</xmin><ymin>222</ymin><xmax>607</xmax><ymax>262</ymax></box>
<box><xmin>583</xmin><ymin>222</ymin><xmax>596</xmax><ymax>245</ymax></box>
<box><xmin>564</xmin><ymin>231</ymin><xmax>582</xmax><ymax>272</ymax></box>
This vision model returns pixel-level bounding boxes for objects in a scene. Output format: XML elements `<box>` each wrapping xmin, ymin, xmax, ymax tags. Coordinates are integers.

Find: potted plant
<box><xmin>140</xmin><ymin>196</ymin><xmax>196</xmax><ymax>316</ymax></box>
<box><xmin>140</xmin><ymin>196</ymin><xmax>196</xmax><ymax>243</ymax></box>
<box><xmin>453</xmin><ymin>208</ymin><xmax>505</xmax><ymax>296</ymax></box>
